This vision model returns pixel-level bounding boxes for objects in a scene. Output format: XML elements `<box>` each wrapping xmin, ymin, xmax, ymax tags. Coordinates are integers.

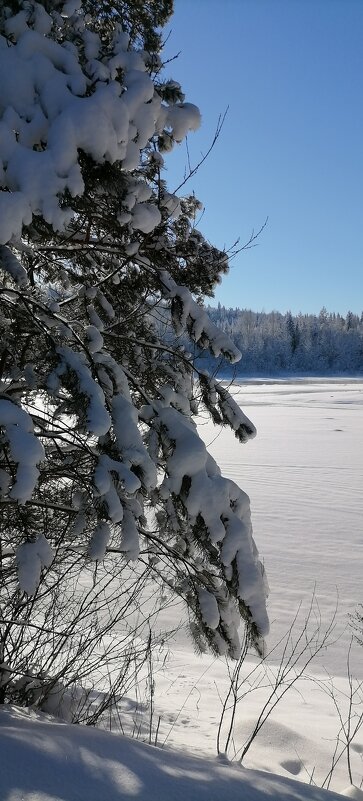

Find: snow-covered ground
<box><xmin>139</xmin><ymin>379</ymin><xmax>363</xmax><ymax>791</ymax></box>
<box><xmin>203</xmin><ymin>377</ymin><xmax>363</xmax><ymax>676</ymax></box>
<box><xmin>1</xmin><ymin>379</ymin><xmax>363</xmax><ymax>800</ymax></box>
<box><xmin>0</xmin><ymin>704</ymin><xmax>348</xmax><ymax>801</ymax></box>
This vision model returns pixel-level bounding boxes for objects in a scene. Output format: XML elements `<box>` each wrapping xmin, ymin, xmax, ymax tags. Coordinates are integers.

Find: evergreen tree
<box><xmin>0</xmin><ymin>0</ymin><xmax>268</xmax><ymax>702</ymax></box>
<box><xmin>286</xmin><ymin>311</ymin><xmax>300</xmax><ymax>355</ymax></box>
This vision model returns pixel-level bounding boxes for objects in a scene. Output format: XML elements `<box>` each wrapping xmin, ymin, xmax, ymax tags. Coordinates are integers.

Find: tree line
<box><xmin>203</xmin><ymin>306</ymin><xmax>363</xmax><ymax>374</ymax></box>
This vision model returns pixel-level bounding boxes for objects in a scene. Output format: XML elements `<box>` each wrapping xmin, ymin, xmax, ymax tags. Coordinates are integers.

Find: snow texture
<box><xmin>0</xmin><ymin>10</ymin><xmax>201</xmax><ymax>244</ymax></box>
<box><xmin>203</xmin><ymin>378</ymin><xmax>363</xmax><ymax>673</ymax></box>
<box><xmin>0</xmin><ymin>399</ymin><xmax>44</xmax><ymax>503</ymax></box>
<box><xmin>93</xmin><ymin>453</ymin><xmax>141</xmax><ymax>524</ymax></box>
<box><xmin>16</xmin><ymin>534</ymin><xmax>53</xmax><ymax>594</ymax></box>
<box><xmin>1</xmin><ymin>381</ymin><xmax>362</xmax><ymax>799</ymax></box>
<box><xmin>120</xmin><ymin>507</ymin><xmax>141</xmax><ymax>560</ymax></box>
<box><xmin>0</xmin><ymin>703</ymin><xmax>348</xmax><ymax>801</ymax></box>
<box><xmin>88</xmin><ymin>521</ymin><xmax>111</xmax><ymax>561</ymax></box>
<box><xmin>111</xmin><ymin>393</ymin><xmax>157</xmax><ymax>490</ymax></box>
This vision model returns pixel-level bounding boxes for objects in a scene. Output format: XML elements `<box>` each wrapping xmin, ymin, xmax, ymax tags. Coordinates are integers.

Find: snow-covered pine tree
<box><xmin>0</xmin><ymin>0</ymin><xmax>268</xmax><ymax>688</ymax></box>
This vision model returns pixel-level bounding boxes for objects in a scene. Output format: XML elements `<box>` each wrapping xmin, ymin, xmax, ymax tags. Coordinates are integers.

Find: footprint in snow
<box><xmin>280</xmin><ymin>758</ymin><xmax>302</xmax><ymax>776</ymax></box>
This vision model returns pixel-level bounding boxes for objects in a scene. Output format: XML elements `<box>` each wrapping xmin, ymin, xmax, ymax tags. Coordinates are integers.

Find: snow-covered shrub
<box><xmin>0</xmin><ymin>0</ymin><xmax>268</xmax><ymax>701</ymax></box>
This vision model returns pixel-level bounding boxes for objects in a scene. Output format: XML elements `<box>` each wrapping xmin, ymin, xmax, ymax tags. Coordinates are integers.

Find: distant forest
<box><xmin>202</xmin><ymin>306</ymin><xmax>363</xmax><ymax>375</ymax></box>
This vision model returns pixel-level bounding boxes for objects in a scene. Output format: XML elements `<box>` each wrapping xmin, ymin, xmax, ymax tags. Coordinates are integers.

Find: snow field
<box><xmin>78</xmin><ymin>380</ymin><xmax>362</xmax><ymax>794</ymax></box>
<box><xmin>0</xmin><ymin>703</ymin><xmax>348</xmax><ymax>801</ymax></box>
<box><xmin>202</xmin><ymin>379</ymin><xmax>363</xmax><ymax>676</ymax></box>
<box><xmin>1</xmin><ymin>381</ymin><xmax>362</xmax><ymax>799</ymax></box>
<box><xmin>123</xmin><ymin>379</ymin><xmax>363</xmax><ymax>792</ymax></box>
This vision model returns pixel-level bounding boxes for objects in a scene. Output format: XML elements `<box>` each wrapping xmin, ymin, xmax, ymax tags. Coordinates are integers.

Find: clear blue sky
<box><xmin>162</xmin><ymin>0</ymin><xmax>363</xmax><ymax>316</ymax></box>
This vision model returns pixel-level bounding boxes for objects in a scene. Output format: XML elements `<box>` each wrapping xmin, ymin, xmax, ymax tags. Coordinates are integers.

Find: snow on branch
<box><xmin>160</xmin><ymin>270</ymin><xmax>242</xmax><ymax>364</ymax></box>
<box><xmin>0</xmin><ymin>6</ymin><xmax>202</xmax><ymax>244</ymax></box>
<box><xmin>199</xmin><ymin>374</ymin><xmax>256</xmax><ymax>443</ymax></box>
<box><xmin>87</xmin><ymin>521</ymin><xmax>110</xmax><ymax>561</ymax></box>
<box><xmin>16</xmin><ymin>534</ymin><xmax>53</xmax><ymax>595</ymax></box>
<box><xmin>0</xmin><ymin>399</ymin><xmax>44</xmax><ymax>504</ymax></box>
<box><xmin>47</xmin><ymin>346</ymin><xmax>111</xmax><ymax>436</ymax></box>
<box><xmin>153</xmin><ymin>402</ymin><xmax>269</xmax><ymax>641</ymax></box>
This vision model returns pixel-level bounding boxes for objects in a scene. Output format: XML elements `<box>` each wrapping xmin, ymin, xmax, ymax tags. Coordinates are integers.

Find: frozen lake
<box><xmin>117</xmin><ymin>378</ymin><xmax>363</xmax><ymax>792</ymax></box>
<box><xmin>199</xmin><ymin>377</ymin><xmax>363</xmax><ymax>676</ymax></box>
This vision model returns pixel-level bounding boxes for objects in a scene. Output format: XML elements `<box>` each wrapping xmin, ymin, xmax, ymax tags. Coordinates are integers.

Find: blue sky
<box><xmin>163</xmin><ymin>0</ymin><xmax>363</xmax><ymax>315</ymax></box>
